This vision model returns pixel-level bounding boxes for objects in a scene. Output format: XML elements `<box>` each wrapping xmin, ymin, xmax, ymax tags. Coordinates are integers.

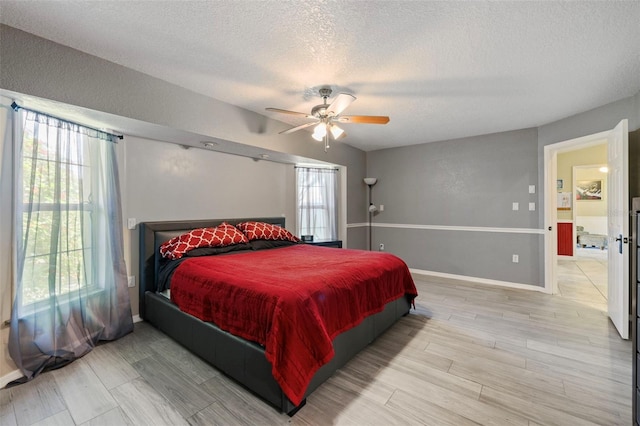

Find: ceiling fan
<box><xmin>266</xmin><ymin>88</ymin><xmax>390</xmax><ymax>152</ymax></box>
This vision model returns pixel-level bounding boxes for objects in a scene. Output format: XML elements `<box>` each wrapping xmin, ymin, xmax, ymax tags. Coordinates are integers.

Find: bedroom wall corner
<box><xmin>366</xmin><ymin>128</ymin><xmax>543</xmax><ymax>287</ymax></box>
<box><xmin>346</xmin><ymin>225</ymin><xmax>367</xmax><ymax>250</ymax></box>
<box><xmin>538</xmin><ymin>93</ymin><xmax>640</xmax><ymax>231</ymax></box>
<box><xmin>0</xmin><ymin>23</ymin><xmax>367</xmax><ymax>255</ymax></box>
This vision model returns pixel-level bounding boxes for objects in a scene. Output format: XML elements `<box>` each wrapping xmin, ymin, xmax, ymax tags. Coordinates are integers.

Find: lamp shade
<box><xmin>313</xmin><ymin>122</ymin><xmax>327</xmax><ymax>138</ymax></box>
<box><xmin>363</xmin><ymin>177</ymin><xmax>377</xmax><ymax>186</ymax></box>
<box><xmin>330</xmin><ymin>124</ymin><xmax>345</xmax><ymax>140</ymax></box>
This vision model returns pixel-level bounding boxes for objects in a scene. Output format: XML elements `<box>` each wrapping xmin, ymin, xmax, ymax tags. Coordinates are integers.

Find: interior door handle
<box><xmin>615</xmin><ymin>234</ymin><xmax>623</xmax><ymax>254</ymax></box>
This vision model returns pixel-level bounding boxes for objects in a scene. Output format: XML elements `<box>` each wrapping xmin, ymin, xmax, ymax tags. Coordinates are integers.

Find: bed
<box><xmin>139</xmin><ymin>217</ymin><xmax>417</xmax><ymax>415</ymax></box>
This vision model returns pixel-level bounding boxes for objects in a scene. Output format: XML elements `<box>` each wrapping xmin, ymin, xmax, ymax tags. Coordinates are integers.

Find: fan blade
<box><xmin>327</xmin><ymin>93</ymin><xmax>356</xmax><ymax>116</ymax></box>
<box><xmin>279</xmin><ymin>121</ymin><xmax>318</xmax><ymax>135</ymax></box>
<box><xmin>266</xmin><ymin>107</ymin><xmax>312</xmax><ymax>118</ymax></box>
<box><xmin>337</xmin><ymin>115</ymin><xmax>390</xmax><ymax>124</ymax></box>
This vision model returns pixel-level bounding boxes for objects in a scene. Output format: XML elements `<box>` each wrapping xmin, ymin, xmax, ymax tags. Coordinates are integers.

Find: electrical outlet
<box><xmin>512</xmin><ymin>254</ymin><xmax>519</xmax><ymax>263</ymax></box>
<box><xmin>127</xmin><ymin>276</ymin><xmax>135</xmax><ymax>288</ymax></box>
<box><xmin>379</xmin><ymin>243</ymin><xmax>384</xmax><ymax>251</ymax></box>
<box><xmin>529</xmin><ymin>202</ymin><xmax>535</xmax><ymax>211</ymax></box>
<box><xmin>512</xmin><ymin>202</ymin><xmax>519</xmax><ymax>211</ymax></box>
<box><xmin>379</xmin><ymin>204</ymin><xmax>385</xmax><ymax>212</ymax></box>
<box><xmin>529</xmin><ymin>185</ymin><xmax>536</xmax><ymax>194</ymax></box>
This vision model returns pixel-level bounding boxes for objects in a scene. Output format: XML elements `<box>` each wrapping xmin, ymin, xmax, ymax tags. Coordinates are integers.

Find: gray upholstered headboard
<box><xmin>138</xmin><ymin>217</ymin><xmax>286</xmax><ymax>319</ymax></box>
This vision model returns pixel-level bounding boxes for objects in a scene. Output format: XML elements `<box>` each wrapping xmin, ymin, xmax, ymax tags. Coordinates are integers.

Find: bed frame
<box><xmin>139</xmin><ymin>217</ymin><xmax>410</xmax><ymax>415</ymax></box>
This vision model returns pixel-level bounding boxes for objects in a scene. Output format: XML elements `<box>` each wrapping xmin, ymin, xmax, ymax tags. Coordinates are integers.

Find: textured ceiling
<box><xmin>1</xmin><ymin>1</ymin><xmax>639</xmax><ymax>152</ymax></box>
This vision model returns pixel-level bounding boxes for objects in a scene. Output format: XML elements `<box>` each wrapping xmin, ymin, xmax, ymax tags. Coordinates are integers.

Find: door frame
<box><xmin>544</xmin><ymin>131</ymin><xmax>609</xmax><ymax>294</ymax></box>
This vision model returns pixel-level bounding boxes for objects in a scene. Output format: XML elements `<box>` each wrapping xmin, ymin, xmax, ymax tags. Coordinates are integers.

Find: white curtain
<box><xmin>9</xmin><ymin>109</ymin><xmax>133</xmax><ymax>382</ymax></box>
<box><xmin>296</xmin><ymin>167</ymin><xmax>338</xmax><ymax>241</ymax></box>
<box><xmin>0</xmin><ymin>100</ymin><xmax>14</xmax><ymax>327</ymax></box>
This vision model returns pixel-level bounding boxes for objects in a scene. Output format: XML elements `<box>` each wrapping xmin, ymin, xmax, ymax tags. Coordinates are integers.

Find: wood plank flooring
<box><xmin>0</xmin><ymin>254</ymin><xmax>631</xmax><ymax>425</ymax></box>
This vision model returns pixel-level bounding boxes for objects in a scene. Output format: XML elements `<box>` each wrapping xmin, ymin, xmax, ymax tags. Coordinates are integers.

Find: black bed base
<box><xmin>144</xmin><ymin>291</ymin><xmax>410</xmax><ymax>414</ymax></box>
<box><xmin>139</xmin><ymin>218</ymin><xmax>411</xmax><ymax>415</ymax></box>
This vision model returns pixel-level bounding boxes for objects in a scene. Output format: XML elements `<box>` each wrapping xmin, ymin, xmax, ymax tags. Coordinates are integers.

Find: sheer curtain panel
<box><xmin>0</xmin><ymin>101</ymin><xmax>14</xmax><ymax>328</ymax></box>
<box><xmin>9</xmin><ymin>110</ymin><xmax>133</xmax><ymax>382</ymax></box>
<box><xmin>296</xmin><ymin>167</ymin><xmax>338</xmax><ymax>241</ymax></box>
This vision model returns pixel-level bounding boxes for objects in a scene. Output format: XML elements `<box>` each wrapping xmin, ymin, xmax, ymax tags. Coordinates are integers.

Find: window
<box><xmin>296</xmin><ymin>167</ymin><xmax>338</xmax><ymax>241</ymax></box>
<box><xmin>9</xmin><ymin>107</ymin><xmax>133</xmax><ymax>380</ymax></box>
<box><xmin>18</xmin><ymin>114</ymin><xmax>101</xmax><ymax>307</ymax></box>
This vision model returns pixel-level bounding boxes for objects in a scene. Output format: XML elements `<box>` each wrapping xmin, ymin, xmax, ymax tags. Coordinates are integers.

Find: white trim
<box><xmin>339</xmin><ymin>166</ymin><xmax>348</xmax><ymax>248</ymax></box>
<box><xmin>346</xmin><ymin>222</ymin><xmax>368</xmax><ymax>228</ymax></box>
<box><xmin>0</xmin><ymin>369</ymin><xmax>23</xmax><ymax>389</ymax></box>
<box><xmin>544</xmin><ymin>143</ymin><xmax>556</xmax><ymax>293</ymax></box>
<box><xmin>371</xmin><ymin>222</ymin><xmax>543</xmax><ymax>234</ymax></box>
<box><xmin>410</xmin><ymin>268</ymin><xmax>549</xmax><ymax>293</ymax></box>
<box><xmin>132</xmin><ymin>314</ymin><xmax>142</xmax><ymax>323</ymax></box>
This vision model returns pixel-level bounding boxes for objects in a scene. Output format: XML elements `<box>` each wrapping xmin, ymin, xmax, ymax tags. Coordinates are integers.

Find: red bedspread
<box><xmin>169</xmin><ymin>244</ymin><xmax>418</xmax><ymax>406</ymax></box>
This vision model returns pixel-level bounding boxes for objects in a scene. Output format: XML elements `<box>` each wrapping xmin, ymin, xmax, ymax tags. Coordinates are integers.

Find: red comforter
<box><xmin>169</xmin><ymin>244</ymin><xmax>418</xmax><ymax>406</ymax></box>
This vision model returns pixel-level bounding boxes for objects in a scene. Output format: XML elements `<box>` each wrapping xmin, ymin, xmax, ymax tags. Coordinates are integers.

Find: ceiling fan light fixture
<box><xmin>330</xmin><ymin>124</ymin><xmax>345</xmax><ymax>140</ymax></box>
<box><xmin>312</xmin><ymin>122</ymin><xmax>327</xmax><ymax>141</ymax></box>
<box><xmin>266</xmin><ymin>88</ymin><xmax>389</xmax><ymax>152</ymax></box>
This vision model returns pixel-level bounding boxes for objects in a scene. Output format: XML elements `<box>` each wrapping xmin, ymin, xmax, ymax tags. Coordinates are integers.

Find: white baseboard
<box><xmin>409</xmin><ymin>268</ymin><xmax>550</xmax><ymax>294</ymax></box>
<box><xmin>132</xmin><ymin>315</ymin><xmax>142</xmax><ymax>323</ymax></box>
<box><xmin>1</xmin><ymin>369</ymin><xmax>23</xmax><ymax>389</ymax></box>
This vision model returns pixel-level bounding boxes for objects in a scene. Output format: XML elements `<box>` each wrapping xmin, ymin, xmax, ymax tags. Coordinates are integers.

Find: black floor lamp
<box><xmin>364</xmin><ymin>177</ymin><xmax>378</xmax><ymax>250</ymax></box>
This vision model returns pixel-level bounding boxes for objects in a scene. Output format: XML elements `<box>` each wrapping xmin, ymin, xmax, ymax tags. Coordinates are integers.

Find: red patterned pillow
<box><xmin>159</xmin><ymin>223</ymin><xmax>249</xmax><ymax>260</ymax></box>
<box><xmin>235</xmin><ymin>221</ymin><xmax>300</xmax><ymax>243</ymax></box>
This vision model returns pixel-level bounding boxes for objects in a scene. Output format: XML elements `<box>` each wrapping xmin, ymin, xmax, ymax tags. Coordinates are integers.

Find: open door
<box><xmin>607</xmin><ymin>119</ymin><xmax>629</xmax><ymax>339</ymax></box>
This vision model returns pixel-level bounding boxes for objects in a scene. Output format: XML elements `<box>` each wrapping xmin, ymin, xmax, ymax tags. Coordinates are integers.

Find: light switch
<box><xmin>379</xmin><ymin>204</ymin><xmax>385</xmax><ymax>212</ymax></box>
<box><xmin>512</xmin><ymin>202</ymin><xmax>519</xmax><ymax>211</ymax></box>
<box><xmin>529</xmin><ymin>202</ymin><xmax>535</xmax><ymax>211</ymax></box>
<box><xmin>529</xmin><ymin>185</ymin><xmax>536</xmax><ymax>194</ymax></box>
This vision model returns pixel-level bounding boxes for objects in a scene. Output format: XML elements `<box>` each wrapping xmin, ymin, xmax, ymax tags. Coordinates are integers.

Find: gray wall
<box><xmin>366</xmin><ymin>92</ymin><xmax>640</xmax><ymax>288</ymax></box>
<box><xmin>537</xmin><ymin>94</ymin><xmax>639</xmax><ymax>148</ymax></box>
<box><xmin>2</xmin><ymin>22</ymin><xmax>639</xmax><ymax>378</ymax></box>
<box><xmin>537</xmin><ymin>93</ymin><xmax>640</xmax><ymax>225</ymax></box>
<box><xmin>0</xmin><ymin>24</ymin><xmax>369</xmax><ymax>379</ymax></box>
<box><xmin>0</xmin><ymin>24</ymin><xmax>369</xmax><ymax>232</ymax></box>
<box><xmin>120</xmin><ymin>136</ymin><xmax>295</xmax><ymax>317</ymax></box>
<box><xmin>630</xmin><ymin>130</ymin><xmax>640</xmax><ymax>203</ymax></box>
<box><xmin>367</xmin><ymin>129</ymin><xmax>542</xmax><ymax>286</ymax></box>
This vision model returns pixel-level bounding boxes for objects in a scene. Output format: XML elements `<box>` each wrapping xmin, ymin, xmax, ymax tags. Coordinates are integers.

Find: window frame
<box><xmin>17</xmin><ymin>116</ymin><xmax>101</xmax><ymax>309</ymax></box>
<box><xmin>295</xmin><ymin>167</ymin><xmax>338</xmax><ymax>241</ymax></box>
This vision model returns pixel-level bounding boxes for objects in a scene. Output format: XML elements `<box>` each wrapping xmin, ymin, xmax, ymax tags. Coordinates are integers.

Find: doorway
<box><xmin>544</xmin><ymin>133</ymin><xmax>609</xmax><ymax>294</ymax></box>
<box><xmin>557</xmin><ymin>155</ymin><xmax>609</xmax><ymax>301</ymax></box>
<box><xmin>544</xmin><ymin>120</ymin><xmax>629</xmax><ymax>339</ymax></box>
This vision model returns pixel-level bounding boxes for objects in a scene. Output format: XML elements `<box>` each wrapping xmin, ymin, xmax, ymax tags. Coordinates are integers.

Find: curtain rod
<box><xmin>11</xmin><ymin>101</ymin><xmax>124</xmax><ymax>141</ymax></box>
<box><xmin>294</xmin><ymin>166</ymin><xmax>339</xmax><ymax>171</ymax></box>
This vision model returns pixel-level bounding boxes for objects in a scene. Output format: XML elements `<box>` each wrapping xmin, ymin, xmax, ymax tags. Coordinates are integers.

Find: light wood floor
<box><xmin>0</xmin><ymin>259</ymin><xmax>631</xmax><ymax>425</ymax></box>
